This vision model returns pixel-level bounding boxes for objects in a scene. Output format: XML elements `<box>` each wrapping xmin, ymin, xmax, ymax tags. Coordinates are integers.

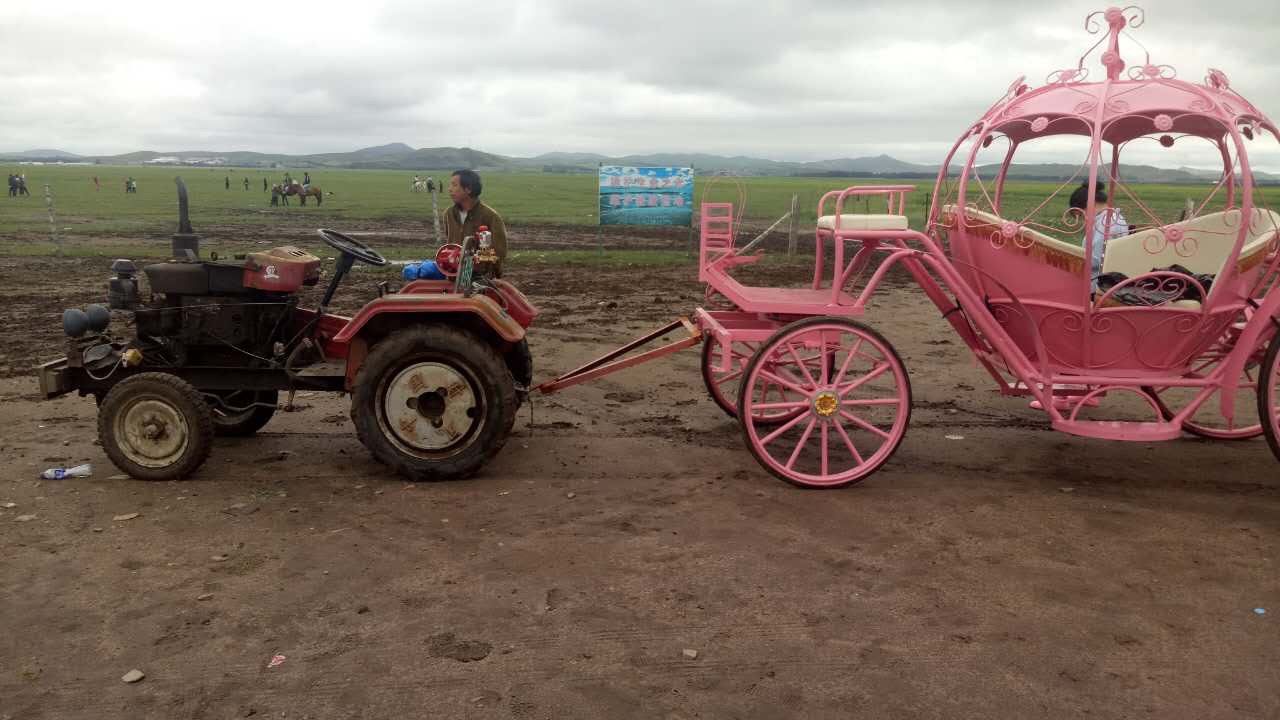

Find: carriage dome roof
<box><xmin>973</xmin><ymin>7</ymin><xmax>1276</xmax><ymax>147</ymax></box>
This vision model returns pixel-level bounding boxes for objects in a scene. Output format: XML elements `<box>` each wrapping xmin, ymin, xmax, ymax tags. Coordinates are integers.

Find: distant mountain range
<box><xmin>3</xmin><ymin>144</ymin><xmax>1276</xmax><ymax>184</ymax></box>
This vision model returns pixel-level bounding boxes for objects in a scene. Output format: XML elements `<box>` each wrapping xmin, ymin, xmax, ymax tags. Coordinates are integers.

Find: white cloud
<box><xmin>1</xmin><ymin>0</ymin><xmax>1277</xmax><ymax>169</ymax></box>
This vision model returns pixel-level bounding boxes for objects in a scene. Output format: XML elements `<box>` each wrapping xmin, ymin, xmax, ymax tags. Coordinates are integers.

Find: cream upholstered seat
<box><xmin>816</xmin><ymin>214</ymin><xmax>909</xmax><ymax>232</ymax></box>
<box><xmin>1101</xmin><ymin>208</ymin><xmax>1280</xmax><ymax>278</ymax></box>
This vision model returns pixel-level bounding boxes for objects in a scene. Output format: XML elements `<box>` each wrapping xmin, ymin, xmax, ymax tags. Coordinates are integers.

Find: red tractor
<box><xmin>37</xmin><ymin>178</ymin><xmax>537</xmax><ymax>482</ymax></box>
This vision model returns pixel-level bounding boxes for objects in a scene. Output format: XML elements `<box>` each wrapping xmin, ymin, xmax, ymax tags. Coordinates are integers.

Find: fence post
<box><xmin>786</xmin><ymin>194</ymin><xmax>799</xmax><ymax>256</ymax></box>
<box><xmin>44</xmin><ymin>184</ymin><xmax>61</xmax><ymax>258</ymax></box>
<box><xmin>430</xmin><ymin>184</ymin><xmax>441</xmax><ymax>244</ymax></box>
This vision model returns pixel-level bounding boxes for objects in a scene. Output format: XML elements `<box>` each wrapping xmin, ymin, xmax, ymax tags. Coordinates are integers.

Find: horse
<box><xmin>283</xmin><ymin>182</ymin><xmax>322</xmax><ymax>206</ymax></box>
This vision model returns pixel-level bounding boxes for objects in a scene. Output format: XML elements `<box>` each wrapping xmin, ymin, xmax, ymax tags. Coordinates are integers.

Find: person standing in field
<box><xmin>243</xmin><ymin>176</ymin><xmax>250</xmax><ymax>191</ymax></box>
<box><xmin>93</xmin><ymin>176</ymin><xmax>100</xmax><ymax>192</ymax></box>
<box><xmin>225</xmin><ymin>176</ymin><xmax>230</xmax><ymax>190</ymax></box>
<box><xmin>263</xmin><ymin>177</ymin><xmax>268</xmax><ymax>192</ymax></box>
<box><xmin>441</xmin><ymin>169</ymin><xmax>509</xmax><ymax>275</ymax></box>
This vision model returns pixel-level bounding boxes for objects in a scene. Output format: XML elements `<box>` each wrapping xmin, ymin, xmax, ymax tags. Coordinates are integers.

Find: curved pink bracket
<box><xmin>1093</xmin><ymin>271</ymin><xmax>1209</xmax><ymax>310</ymax></box>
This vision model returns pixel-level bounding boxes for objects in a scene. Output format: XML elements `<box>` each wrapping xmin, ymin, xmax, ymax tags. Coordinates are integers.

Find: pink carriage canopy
<box><xmin>928</xmin><ymin>5</ymin><xmax>1280</xmax><ymax>375</ymax></box>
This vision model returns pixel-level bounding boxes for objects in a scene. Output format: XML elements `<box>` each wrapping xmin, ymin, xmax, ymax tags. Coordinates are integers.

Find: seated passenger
<box><xmin>1068</xmin><ymin>181</ymin><xmax>1129</xmax><ymax>278</ymax></box>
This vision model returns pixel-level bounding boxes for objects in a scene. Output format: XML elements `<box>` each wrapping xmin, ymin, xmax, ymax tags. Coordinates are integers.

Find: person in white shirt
<box><xmin>1069</xmin><ymin>181</ymin><xmax>1129</xmax><ymax>278</ymax></box>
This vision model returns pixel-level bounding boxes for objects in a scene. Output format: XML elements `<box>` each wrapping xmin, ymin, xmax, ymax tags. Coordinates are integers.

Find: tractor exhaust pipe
<box><xmin>172</xmin><ymin>176</ymin><xmax>199</xmax><ymax>261</ymax></box>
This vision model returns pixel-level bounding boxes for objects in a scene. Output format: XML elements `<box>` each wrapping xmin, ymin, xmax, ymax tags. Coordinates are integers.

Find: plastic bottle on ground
<box><xmin>40</xmin><ymin>463</ymin><xmax>92</xmax><ymax>480</ymax></box>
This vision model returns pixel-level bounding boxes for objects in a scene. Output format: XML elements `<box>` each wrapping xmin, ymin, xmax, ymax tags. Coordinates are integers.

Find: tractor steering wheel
<box><xmin>316</xmin><ymin>228</ymin><xmax>389</xmax><ymax>267</ymax></box>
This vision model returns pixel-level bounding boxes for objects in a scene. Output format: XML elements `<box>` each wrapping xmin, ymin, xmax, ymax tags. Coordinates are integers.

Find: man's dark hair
<box><xmin>1068</xmin><ymin>181</ymin><xmax>1107</xmax><ymax>210</ymax></box>
<box><xmin>452</xmin><ymin>169</ymin><xmax>482</xmax><ymax>199</ymax></box>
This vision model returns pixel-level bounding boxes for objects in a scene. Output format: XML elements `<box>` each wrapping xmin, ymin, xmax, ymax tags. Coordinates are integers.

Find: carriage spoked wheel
<box><xmin>738</xmin><ymin>318</ymin><xmax>911</xmax><ymax>488</ymax></box>
<box><xmin>97</xmin><ymin>373</ymin><xmax>214</xmax><ymax>481</ymax></box>
<box><xmin>701</xmin><ymin>335</ymin><xmax>807</xmax><ymax>426</ymax></box>
<box><xmin>1145</xmin><ymin>311</ymin><xmax>1266</xmax><ymax>440</ymax></box>
<box><xmin>1257</xmin><ymin>333</ymin><xmax>1280</xmax><ymax>462</ymax></box>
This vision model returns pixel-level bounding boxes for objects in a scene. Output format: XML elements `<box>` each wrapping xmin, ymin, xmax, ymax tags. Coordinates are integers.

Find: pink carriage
<box><xmin>541</xmin><ymin>7</ymin><xmax>1280</xmax><ymax>488</ymax></box>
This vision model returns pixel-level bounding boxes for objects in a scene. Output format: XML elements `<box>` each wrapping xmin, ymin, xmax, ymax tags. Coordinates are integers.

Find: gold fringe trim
<box><xmin>967</xmin><ymin>221</ymin><xmax>1085</xmax><ymax>275</ymax></box>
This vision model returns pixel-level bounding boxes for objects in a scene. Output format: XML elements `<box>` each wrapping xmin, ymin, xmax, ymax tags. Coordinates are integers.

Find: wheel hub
<box><xmin>116</xmin><ymin>398</ymin><xmax>190</xmax><ymax>468</ymax></box>
<box><xmin>384</xmin><ymin>362</ymin><xmax>480</xmax><ymax>452</ymax></box>
<box><xmin>813</xmin><ymin>391</ymin><xmax>840</xmax><ymax>417</ymax></box>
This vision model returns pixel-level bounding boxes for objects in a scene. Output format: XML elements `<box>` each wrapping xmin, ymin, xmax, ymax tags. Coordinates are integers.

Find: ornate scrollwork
<box><xmin>1153</xmin><ymin>113</ymin><xmax>1173</xmax><ymax>131</ymax></box>
<box><xmin>1087</xmin><ymin>6</ymin><xmax>1144</xmax><ymax>33</ymax></box>
<box><xmin>1189</xmin><ymin>98</ymin><xmax>1217</xmax><ymax>113</ymax></box>
<box><xmin>1128</xmin><ymin>63</ymin><xmax>1176</xmax><ymax>80</ymax></box>
<box><xmin>1206</xmin><ymin>68</ymin><xmax>1230</xmax><ymax>91</ymax></box>
<box><xmin>1047</xmin><ymin>67</ymin><xmax>1088</xmax><ymax>84</ymax></box>
<box><xmin>1094</xmin><ymin>271</ymin><xmax>1207</xmax><ymax>309</ymax></box>
<box><xmin>1140</xmin><ymin>226</ymin><xmax>1200</xmax><ymax>258</ymax></box>
<box><xmin>1060</xmin><ymin>207</ymin><xmax>1087</xmax><ymax>232</ymax></box>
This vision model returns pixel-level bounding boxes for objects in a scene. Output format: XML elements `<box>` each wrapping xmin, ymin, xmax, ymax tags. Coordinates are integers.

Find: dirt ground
<box><xmin>1</xmin><ymin>223</ymin><xmax>1278</xmax><ymax>719</ymax></box>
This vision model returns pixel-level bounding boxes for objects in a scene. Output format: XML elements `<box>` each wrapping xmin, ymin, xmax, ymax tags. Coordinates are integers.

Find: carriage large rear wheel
<box><xmin>1258</xmin><ymin>333</ymin><xmax>1280</xmax><ymax>463</ymax></box>
<box><xmin>738</xmin><ymin>318</ymin><xmax>911</xmax><ymax>488</ymax></box>
<box><xmin>1146</xmin><ymin>310</ymin><xmax>1266</xmax><ymax>440</ymax></box>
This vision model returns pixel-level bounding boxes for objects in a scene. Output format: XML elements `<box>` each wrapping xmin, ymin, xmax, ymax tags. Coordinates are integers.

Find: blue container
<box><xmin>416</xmin><ymin>260</ymin><xmax>447</xmax><ymax>280</ymax></box>
<box><xmin>402</xmin><ymin>263</ymin><xmax>421</xmax><ymax>281</ymax></box>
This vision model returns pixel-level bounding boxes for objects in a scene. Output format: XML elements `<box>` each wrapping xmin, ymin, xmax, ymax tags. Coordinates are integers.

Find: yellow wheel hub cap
<box><xmin>813</xmin><ymin>392</ymin><xmax>839</xmax><ymax>417</ymax></box>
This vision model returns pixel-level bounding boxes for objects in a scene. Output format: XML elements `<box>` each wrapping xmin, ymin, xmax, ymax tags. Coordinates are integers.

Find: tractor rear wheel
<box><xmin>351</xmin><ymin>325</ymin><xmax>518</xmax><ymax>481</ymax></box>
<box><xmin>208</xmin><ymin>390</ymin><xmax>278</xmax><ymax>437</ymax></box>
<box><xmin>97</xmin><ymin>373</ymin><xmax>214</xmax><ymax>481</ymax></box>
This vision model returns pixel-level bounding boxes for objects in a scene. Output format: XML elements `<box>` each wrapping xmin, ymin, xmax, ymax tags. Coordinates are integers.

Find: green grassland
<box><xmin>2</xmin><ymin>164</ymin><xmax>1277</xmax><ymax>257</ymax></box>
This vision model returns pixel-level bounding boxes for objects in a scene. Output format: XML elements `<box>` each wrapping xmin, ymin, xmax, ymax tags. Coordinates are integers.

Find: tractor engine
<box><xmin>78</xmin><ymin>178</ymin><xmax>320</xmax><ymax>371</ymax></box>
<box><xmin>118</xmin><ymin>246</ymin><xmax>320</xmax><ymax>366</ymax></box>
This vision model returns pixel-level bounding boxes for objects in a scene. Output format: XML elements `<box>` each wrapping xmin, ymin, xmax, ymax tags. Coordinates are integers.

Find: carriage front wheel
<box><xmin>738</xmin><ymin>317</ymin><xmax>911</xmax><ymax>488</ymax></box>
<box><xmin>701</xmin><ymin>335</ymin><xmax>806</xmax><ymax>426</ymax></box>
<box><xmin>1257</xmin><ymin>333</ymin><xmax>1280</xmax><ymax>463</ymax></box>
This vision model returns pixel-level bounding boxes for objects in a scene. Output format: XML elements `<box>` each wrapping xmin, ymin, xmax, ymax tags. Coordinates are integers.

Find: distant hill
<box><xmin>801</xmin><ymin>154</ymin><xmax>935</xmax><ymax>175</ymax></box>
<box><xmin>2</xmin><ymin>144</ymin><xmax>1274</xmax><ymax>183</ymax></box>
<box><xmin>0</xmin><ymin>148</ymin><xmax>84</xmax><ymax>160</ymax></box>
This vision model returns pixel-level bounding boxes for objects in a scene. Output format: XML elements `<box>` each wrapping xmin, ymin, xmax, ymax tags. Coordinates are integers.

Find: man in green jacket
<box><xmin>443</xmin><ymin>169</ymin><xmax>509</xmax><ymax>274</ymax></box>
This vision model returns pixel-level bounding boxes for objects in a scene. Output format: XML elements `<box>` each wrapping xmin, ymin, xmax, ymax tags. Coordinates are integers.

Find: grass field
<box><xmin>3</xmin><ymin>164</ymin><xmax>1278</xmax><ymax>254</ymax></box>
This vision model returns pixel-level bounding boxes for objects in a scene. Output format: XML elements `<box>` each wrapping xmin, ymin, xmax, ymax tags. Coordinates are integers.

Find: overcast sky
<box><xmin>2</xmin><ymin>1</ymin><xmax>1279</xmax><ymax>169</ymax></box>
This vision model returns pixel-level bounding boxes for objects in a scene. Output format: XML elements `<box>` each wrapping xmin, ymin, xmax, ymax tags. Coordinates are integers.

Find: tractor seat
<box><xmin>816</xmin><ymin>214</ymin><xmax>909</xmax><ymax>232</ymax></box>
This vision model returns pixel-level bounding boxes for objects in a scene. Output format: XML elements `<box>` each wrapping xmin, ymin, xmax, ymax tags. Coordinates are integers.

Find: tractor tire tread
<box><xmin>97</xmin><ymin>372</ymin><xmax>215</xmax><ymax>481</ymax></box>
<box><xmin>351</xmin><ymin>325</ymin><xmax>517</xmax><ymax>481</ymax></box>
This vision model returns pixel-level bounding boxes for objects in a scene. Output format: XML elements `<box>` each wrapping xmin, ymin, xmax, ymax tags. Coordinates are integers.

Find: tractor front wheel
<box><xmin>97</xmin><ymin>373</ymin><xmax>215</xmax><ymax>481</ymax></box>
<box><xmin>351</xmin><ymin>325</ymin><xmax>518</xmax><ymax>481</ymax></box>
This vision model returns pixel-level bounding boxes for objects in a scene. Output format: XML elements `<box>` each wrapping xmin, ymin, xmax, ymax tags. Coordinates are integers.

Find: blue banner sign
<box><xmin>598</xmin><ymin>166</ymin><xmax>694</xmax><ymax>226</ymax></box>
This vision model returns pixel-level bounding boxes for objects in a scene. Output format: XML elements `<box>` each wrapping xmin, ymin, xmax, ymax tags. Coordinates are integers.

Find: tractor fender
<box><xmin>333</xmin><ymin>293</ymin><xmax>528</xmax><ymax>346</ymax></box>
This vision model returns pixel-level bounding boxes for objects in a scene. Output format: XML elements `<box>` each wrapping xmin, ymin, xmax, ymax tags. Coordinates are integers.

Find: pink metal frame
<box><xmin>537</xmin><ymin>6</ymin><xmax>1280</xmax><ymax>487</ymax></box>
